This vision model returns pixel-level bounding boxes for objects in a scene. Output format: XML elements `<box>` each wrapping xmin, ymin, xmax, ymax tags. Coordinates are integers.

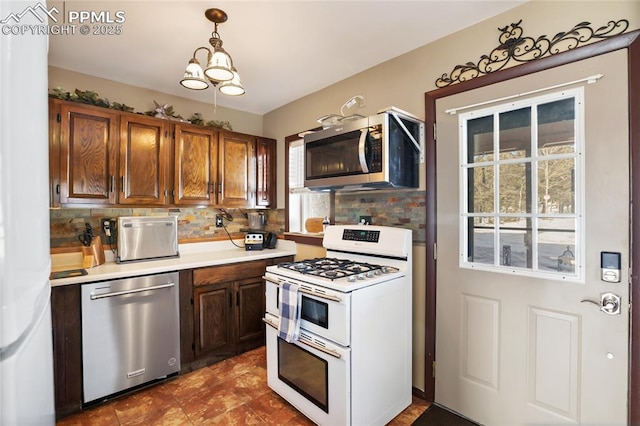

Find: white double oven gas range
<box><xmin>263</xmin><ymin>225</ymin><xmax>413</xmax><ymax>425</ymax></box>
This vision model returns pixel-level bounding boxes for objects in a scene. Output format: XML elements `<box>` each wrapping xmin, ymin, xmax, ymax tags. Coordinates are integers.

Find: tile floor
<box><xmin>57</xmin><ymin>346</ymin><xmax>429</xmax><ymax>425</ymax></box>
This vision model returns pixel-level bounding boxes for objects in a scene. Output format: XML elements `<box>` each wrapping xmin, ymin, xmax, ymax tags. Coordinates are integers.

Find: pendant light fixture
<box><xmin>180</xmin><ymin>8</ymin><xmax>245</xmax><ymax>96</ymax></box>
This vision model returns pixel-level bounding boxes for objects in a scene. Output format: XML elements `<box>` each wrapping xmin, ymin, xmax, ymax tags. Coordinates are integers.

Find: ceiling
<box><xmin>47</xmin><ymin>1</ymin><xmax>527</xmax><ymax>115</ymax></box>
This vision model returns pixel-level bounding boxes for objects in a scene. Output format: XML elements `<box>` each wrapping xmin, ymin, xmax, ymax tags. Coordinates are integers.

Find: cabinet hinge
<box><xmin>432</xmin><ymin>361</ymin><xmax>436</xmax><ymax>378</ymax></box>
<box><xmin>56</xmin><ymin>113</ymin><xmax>61</xmax><ymax>123</ymax></box>
<box><xmin>433</xmin><ymin>123</ymin><xmax>437</xmax><ymax>142</ymax></box>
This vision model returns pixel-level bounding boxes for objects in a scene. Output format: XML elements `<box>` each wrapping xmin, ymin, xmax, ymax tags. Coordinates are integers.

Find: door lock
<box><xmin>581</xmin><ymin>292</ymin><xmax>621</xmax><ymax>315</ymax></box>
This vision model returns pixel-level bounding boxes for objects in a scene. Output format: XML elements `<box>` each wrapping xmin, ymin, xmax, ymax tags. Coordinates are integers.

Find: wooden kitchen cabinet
<box><xmin>191</xmin><ymin>275</ymin><xmax>264</xmax><ymax>357</ymax></box>
<box><xmin>119</xmin><ymin>113</ymin><xmax>169</xmax><ymax>205</ymax></box>
<box><xmin>191</xmin><ymin>260</ymin><xmax>266</xmax><ymax>363</ymax></box>
<box><xmin>173</xmin><ymin>123</ymin><xmax>218</xmax><ymax>206</ymax></box>
<box><xmin>50</xmin><ymin>99</ymin><xmax>274</xmax><ymax>208</ymax></box>
<box><xmin>255</xmin><ymin>137</ymin><xmax>276</xmax><ymax>208</ymax></box>
<box><xmin>181</xmin><ymin>256</ymin><xmax>293</xmax><ymax>371</ymax></box>
<box><xmin>57</xmin><ymin>100</ymin><xmax>119</xmax><ymax>205</ymax></box>
<box><xmin>51</xmin><ymin>284</ymin><xmax>82</xmax><ymax>419</ymax></box>
<box><xmin>52</xmin><ymin>99</ymin><xmax>170</xmax><ymax>207</ymax></box>
<box><xmin>49</xmin><ymin>100</ymin><xmax>62</xmax><ymax>207</ymax></box>
<box><xmin>218</xmin><ymin>131</ymin><xmax>255</xmax><ymax>208</ymax></box>
<box><xmin>193</xmin><ymin>281</ymin><xmax>235</xmax><ymax>358</ymax></box>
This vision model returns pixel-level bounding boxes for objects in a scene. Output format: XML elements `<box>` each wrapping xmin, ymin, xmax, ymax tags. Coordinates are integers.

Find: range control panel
<box><xmin>342</xmin><ymin>229</ymin><xmax>380</xmax><ymax>243</ymax></box>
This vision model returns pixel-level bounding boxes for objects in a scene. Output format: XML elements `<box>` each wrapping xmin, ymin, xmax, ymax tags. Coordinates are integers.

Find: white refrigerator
<box><xmin>0</xmin><ymin>1</ymin><xmax>56</xmax><ymax>425</ymax></box>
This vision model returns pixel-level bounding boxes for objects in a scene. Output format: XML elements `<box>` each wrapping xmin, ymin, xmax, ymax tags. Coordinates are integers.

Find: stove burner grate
<box><xmin>277</xmin><ymin>257</ymin><xmax>397</xmax><ymax>281</ymax></box>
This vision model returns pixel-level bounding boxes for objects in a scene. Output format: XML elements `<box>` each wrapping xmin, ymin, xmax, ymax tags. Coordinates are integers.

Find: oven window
<box><xmin>278</xmin><ymin>338</ymin><xmax>329</xmax><ymax>412</ymax></box>
<box><xmin>301</xmin><ymin>296</ymin><xmax>328</xmax><ymax>328</ymax></box>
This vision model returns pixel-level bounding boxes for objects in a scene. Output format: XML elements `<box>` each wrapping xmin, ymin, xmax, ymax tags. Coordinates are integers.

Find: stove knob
<box><xmin>381</xmin><ymin>266</ymin><xmax>389</xmax><ymax>274</ymax></box>
<box><xmin>366</xmin><ymin>271</ymin><xmax>374</xmax><ymax>278</ymax></box>
<box><xmin>374</xmin><ymin>269</ymin><xmax>382</xmax><ymax>275</ymax></box>
<box><xmin>357</xmin><ymin>273</ymin><xmax>365</xmax><ymax>280</ymax></box>
<box><xmin>347</xmin><ymin>276</ymin><xmax>357</xmax><ymax>282</ymax></box>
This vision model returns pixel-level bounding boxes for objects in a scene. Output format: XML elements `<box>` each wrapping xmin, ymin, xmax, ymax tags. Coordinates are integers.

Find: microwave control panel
<box><xmin>342</xmin><ymin>229</ymin><xmax>380</xmax><ymax>243</ymax></box>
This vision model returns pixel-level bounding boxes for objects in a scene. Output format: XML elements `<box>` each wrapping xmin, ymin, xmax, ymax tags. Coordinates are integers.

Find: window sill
<box><xmin>284</xmin><ymin>232</ymin><xmax>324</xmax><ymax>247</ymax></box>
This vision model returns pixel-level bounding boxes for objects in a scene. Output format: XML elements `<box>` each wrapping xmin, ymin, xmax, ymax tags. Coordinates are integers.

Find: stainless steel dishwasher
<box><xmin>81</xmin><ymin>272</ymin><xmax>180</xmax><ymax>403</ymax></box>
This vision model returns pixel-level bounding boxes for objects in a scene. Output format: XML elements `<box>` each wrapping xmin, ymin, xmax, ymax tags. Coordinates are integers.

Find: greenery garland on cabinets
<box><xmin>48</xmin><ymin>87</ymin><xmax>233</xmax><ymax>130</ymax></box>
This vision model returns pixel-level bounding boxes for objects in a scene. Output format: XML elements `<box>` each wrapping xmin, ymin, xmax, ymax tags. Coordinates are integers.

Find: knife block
<box><xmin>82</xmin><ymin>237</ymin><xmax>106</xmax><ymax>268</ymax></box>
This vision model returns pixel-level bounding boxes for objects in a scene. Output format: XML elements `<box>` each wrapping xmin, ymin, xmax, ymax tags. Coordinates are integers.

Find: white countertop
<box><xmin>50</xmin><ymin>239</ymin><xmax>297</xmax><ymax>287</ymax></box>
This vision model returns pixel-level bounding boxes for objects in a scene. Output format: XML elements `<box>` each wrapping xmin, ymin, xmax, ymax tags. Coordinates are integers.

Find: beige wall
<box><xmin>264</xmin><ymin>0</ymin><xmax>640</xmax><ymax>208</ymax></box>
<box><xmin>263</xmin><ymin>0</ymin><xmax>639</xmax><ymax>393</ymax></box>
<box><xmin>48</xmin><ymin>66</ymin><xmax>263</xmax><ymax>136</ymax></box>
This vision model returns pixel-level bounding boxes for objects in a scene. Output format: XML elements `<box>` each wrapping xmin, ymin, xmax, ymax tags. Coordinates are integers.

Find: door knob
<box><xmin>581</xmin><ymin>292</ymin><xmax>621</xmax><ymax>315</ymax></box>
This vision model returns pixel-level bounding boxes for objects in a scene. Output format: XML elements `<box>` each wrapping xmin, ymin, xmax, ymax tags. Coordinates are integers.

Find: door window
<box><xmin>459</xmin><ymin>89</ymin><xmax>584</xmax><ymax>281</ymax></box>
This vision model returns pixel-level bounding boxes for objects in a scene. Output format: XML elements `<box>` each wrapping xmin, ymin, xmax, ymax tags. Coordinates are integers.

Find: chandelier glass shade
<box><xmin>179</xmin><ymin>8</ymin><xmax>244</xmax><ymax>96</ymax></box>
<box><xmin>219</xmin><ymin>67</ymin><xmax>245</xmax><ymax>96</ymax></box>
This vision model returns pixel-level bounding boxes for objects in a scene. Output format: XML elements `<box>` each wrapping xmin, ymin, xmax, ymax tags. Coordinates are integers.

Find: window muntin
<box><xmin>460</xmin><ymin>89</ymin><xmax>583</xmax><ymax>281</ymax></box>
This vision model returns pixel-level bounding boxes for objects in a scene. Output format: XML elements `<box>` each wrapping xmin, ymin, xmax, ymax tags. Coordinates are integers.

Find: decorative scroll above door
<box><xmin>435</xmin><ymin>19</ymin><xmax>629</xmax><ymax>88</ymax></box>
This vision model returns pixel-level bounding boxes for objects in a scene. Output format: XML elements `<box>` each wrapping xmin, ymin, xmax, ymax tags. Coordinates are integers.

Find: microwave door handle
<box><xmin>358</xmin><ymin>129</ymin><xmax>370</xmax><ymax>173</ymax></box>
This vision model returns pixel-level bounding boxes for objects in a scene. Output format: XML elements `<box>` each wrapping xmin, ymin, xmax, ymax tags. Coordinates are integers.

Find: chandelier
<box><xmin>179</xmin><ymin>8</ymin><xmax>245</xmax><ymax>96</ymax></box>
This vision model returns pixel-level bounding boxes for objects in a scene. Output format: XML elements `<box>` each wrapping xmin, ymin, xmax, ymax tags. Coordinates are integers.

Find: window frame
<box><xmin>284</xmin><ymin>131</ymin><xmax>334</xmax><ymax>235</ymax></box>
<box><xmin>458</xmin><ymin>88</ymin><xmax>585</xmax><ymax>282</ymax></box>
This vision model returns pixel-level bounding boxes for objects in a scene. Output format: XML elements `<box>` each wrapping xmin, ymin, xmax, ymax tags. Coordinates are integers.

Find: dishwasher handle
<box><xmin>90</xmin><ymin>282</ymin><xmax>175</xmax><ymax>300</ymax></box>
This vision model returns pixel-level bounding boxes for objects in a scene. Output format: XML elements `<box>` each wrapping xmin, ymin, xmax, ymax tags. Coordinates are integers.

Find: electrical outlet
<box><xmin>359</xmin><ymin>215</ymin><xmax>372</xmax><ymax>225</ymax></box>
<box><xmin>102</xmin><ymin>219</ymin><xmax>111</xmax><ymax>236</ymax></box>
<box><xmin>215</xmin><ymin>215</ymin><xmax>224</xmax><ymax>227</ymax></box>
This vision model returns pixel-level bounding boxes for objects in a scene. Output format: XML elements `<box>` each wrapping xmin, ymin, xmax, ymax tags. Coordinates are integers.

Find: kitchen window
<box><xmin>459</xmin><ymin>89</ymin><xmax>584</xmax><ymax>281</ymax></box>
<box><xmin>286</xmin><ymin>136</ymin><xmax>332</xmax><ymax>233</ymax></box>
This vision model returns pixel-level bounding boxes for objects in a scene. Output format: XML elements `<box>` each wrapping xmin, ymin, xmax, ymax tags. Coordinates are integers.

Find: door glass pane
<box><xmin>460</xmin><ymin>89</ymin><xmax>582</xmax><ymax>279</ymax></box>
<box><xmin>499</xmin><ymin>107</ymin><xmax>531</xmax><ymax>160</ymax></box>
<box><xmin>468</xmin><ymin>217</ymin><xmax>494</xmax><ymax>264</ymax></box>
<box><xmin>537</xmin><ymin>158</ymin><xmax>575</xmax><ymax>214</ymax></box>
<box><xmin>467</xmin><ymin>115</ymin><xmax>494</xmax><ymax>163</ymax></box>
<box><xmin>499</xmin><ymin>218</ymin><xmax>532</xmax><ymax>268</ymax></box>
<box><xmin>499</xmin><ymin>162</ymin><xmax>530</xmax><ymax>214</ymax></box>
<box><xmin>538</xmin><ymin>98</ymin><xmax>575</xmax><ymax>155</ymax></box>
<box><xmin>278</xmin><ymin>338</ymin><xmax>328</xmax><ymax>412</ymax></box>
<box><xmin>537</xmin><ymin>217</ymin><xmax>576</xmax><ymax>273</ymax></box>
<box><xmin>469</xmin><ymin>166</ymin><xmax>494</xmax><ymax>213</ymax></box>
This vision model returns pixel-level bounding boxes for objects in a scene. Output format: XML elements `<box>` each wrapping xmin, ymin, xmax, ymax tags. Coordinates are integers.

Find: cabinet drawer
<box><xmin>194</xmin><ymin>260</ymin><xmax>267</xmax><ymax>285</ymax></box>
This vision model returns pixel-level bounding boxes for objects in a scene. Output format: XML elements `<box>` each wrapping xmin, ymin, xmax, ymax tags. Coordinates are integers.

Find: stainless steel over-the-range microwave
<box><xmin>303</xmin><ymin>108</ymin><xmax>424</xmax><ymax>190</ymax></box>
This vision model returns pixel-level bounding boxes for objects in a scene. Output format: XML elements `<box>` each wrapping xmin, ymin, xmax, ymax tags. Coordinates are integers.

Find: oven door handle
<box><xmin>263</xmin><ymin>317</ymin><xmax>279</xmax><ymax>330</ymax></box>
<box><xmin>263</xmin><ymin>276</ymin><xmax>343</xmax><ymax>303</ymax></box>
<box><xmin>263</xmin><ymin>318</ymin><xmax>343</xmax><ymax>359</ymax></box>
<box><xmin>299</xmin><ymin>339</ymin><xmax>342</xmax><ymax>359</ymax></box>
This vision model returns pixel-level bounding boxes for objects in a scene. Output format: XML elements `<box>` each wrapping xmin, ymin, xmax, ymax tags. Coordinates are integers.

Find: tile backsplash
<box><xmin>49</xmin><ymin>207</ymin><xmax>283</xmax><ymax>250</ymax></box>
<box><xmin>335</xmin><ymin>189</ymin><xmax>426</xmax><ymax>242</ymax></box>
<box><xmin>49</xmin><ymin>189</ymin><xmax>426</xmax><ymax>250</ymax></box>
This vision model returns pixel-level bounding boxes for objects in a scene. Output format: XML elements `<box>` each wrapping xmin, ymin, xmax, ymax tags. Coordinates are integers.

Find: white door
<box><xmin>435</xmin><ymin>50</ymin><xmax>629</xmax><ymax>425</ymax></box>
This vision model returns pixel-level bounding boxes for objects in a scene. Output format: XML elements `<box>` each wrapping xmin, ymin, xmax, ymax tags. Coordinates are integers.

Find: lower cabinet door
<box><xmin>236</xmin><ymin>278</ymin><xmax>266</xmax><ymax>351</ymax></box>
<box><xmin>194</xmin><ymin>282</ymin><xmax>234</xmax><ymax>358</ymax></box>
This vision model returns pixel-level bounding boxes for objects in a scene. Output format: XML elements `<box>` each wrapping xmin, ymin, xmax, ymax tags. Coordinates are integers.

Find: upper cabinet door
<box><xmin>218</xmin><ymin>131</ymin><xmax>255</xmax><ymax>208</ymax></box>
<box><xmin>119</xmin><ymin>114</ymin><xmax>168</xmax><ymax>205</ymax></box>
<box><xmin>255</xmin><ymin>137</ymin><xmax>276</xmax><ymax>208</ymax></box>
<box><xmin>174</xmin><ymin>123</ymin><xmax>218</xmax><ymax>206</ymax></box>
<box><xmin>59</xmin><ymin>103</ymin><xmax>119</xmax><ymax>205</ymax></box>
